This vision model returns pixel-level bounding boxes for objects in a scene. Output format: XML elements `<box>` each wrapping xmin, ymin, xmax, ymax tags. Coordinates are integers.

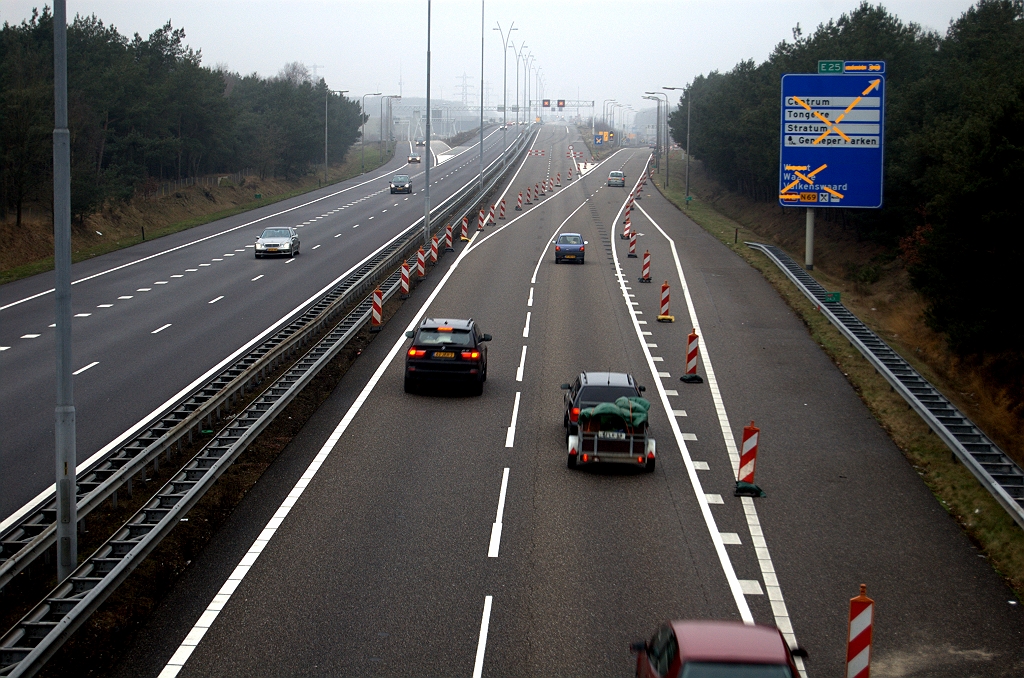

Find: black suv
<box><xmin>404</xmin><ymin>318</ymin><xmax>491</xmax><ymax>395</ymax></box>
<box><xmin>390</xmin><ymin>174</ymin><xmax>412</xmax><ymax>194</ymax></box>
<box><xmin>561</xmin><ymin>372</ymin><xmax>646</xmax><ymax>440</ymax></box>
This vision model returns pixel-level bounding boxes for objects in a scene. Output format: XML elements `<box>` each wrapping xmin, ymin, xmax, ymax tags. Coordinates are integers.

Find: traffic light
<box><xmin>609</xmin><ymin>131</ymin><xmax>615</xmax><ymax>139</ymax></box>
<box><xmin>557</xmin><ymin>99</ymin><xmax>565</xmax><ymax>109</ymax></box>
<box><xmin>542</xmin><ymin>98</ymin><xmax>550</xmax><ymax>108</ymax></box>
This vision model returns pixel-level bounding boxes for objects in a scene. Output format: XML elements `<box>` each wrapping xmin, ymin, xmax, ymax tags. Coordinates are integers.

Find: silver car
<box><xmin>255</xmin><ymin>227</ymin><xmax>300</xmax><ymax>258</ymax></box>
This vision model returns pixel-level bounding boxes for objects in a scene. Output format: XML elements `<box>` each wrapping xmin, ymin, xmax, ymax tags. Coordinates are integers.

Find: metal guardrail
<box><xmin>747</xmin><ymin>242</ymin><xmax>1024</xmax><ymax>529</ymax></box>
<box><xmin>0</xmin><ymin>126</ymin><xmax>537</xmax><ymax>677</ymax></box>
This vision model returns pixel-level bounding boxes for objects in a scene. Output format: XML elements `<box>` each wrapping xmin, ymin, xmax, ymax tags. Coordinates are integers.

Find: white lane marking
<box><xmin>693</xmin><ymin>461</ymin><xmax>710</xmax><ymax>470</ymax></box>
<box><xmin>235</xmin><ymin>249</ymin><xmax>245</xmax><ymax>252</ymax></box>
<box><xmin>155</xmin><ymin>281</ymin><xmax>169</xmax><ymax>285</ymax></box>
<box><xmin>152</xmin><ymin>324</ymin><xmax>172</xmax><ymax>334</ymax></box>
<box><xmin>208</xmin><ymin>296</ymin><xmax>224</xmax><ymax>304</ymax></box>
<box><xmin>74</xmin><ymin>313</ymin><xmax>91</xmax><ymax>317</ymax></box>
<box><xmin>156</xmin><ymin>227</ymin><xmax>485</xmax><ymax>676</ymax></box>
<box><xmin>72</xmin><ymin>361</ymin><xmax>99</xmax><ymax>375</ymax></box>
<box><xmin>335</xmin><ymin>234</ymin><xmax>343</xmax><ymax>238</ymax></box>
<box><xmin>285</xmin><ymin>258</ymin><xmax>294</xmax><ymax>264</ymax></box>
<box><xmin>199</xmin><ymin>264</ymin><xmax>210</xmax><ymax>267</ymax></box>
<box><xmin>657</xmin><ymin>371</ymin><xmax>671</xmax><ymax>378</ymax></box>
<box><xmin>504</xmin><ymin>392</ymin><xmax>521</xmax><ymax>448</ymax></box>
<box><xmin>634</xmin><ymin>200</ymin><xmax>804</xmax><ymax>666</ymax></box>
<box><xmin>673</xmin><ymin>410</ymin><xmax>688</xmax><ymax>417</ymax></box>
<box><xmin>251</xmin><ymin>275</ymin><xmax>263</xmax><ymax>281</ymax></box>
<box><xmin>0</xmin><ymin>347</ymin><xmax>9</xmax><ymax>351</ymax></box>
<box><xmin>651</xmin><ymin>356</ymin><xmax>663</xmax><ymax>361</ymax></box>
<box><xmin>223</xmin><ymin>254</ymin><xmax>234</xmax><ymax>257</ymax></box>
<box><xmin>353</xmin><ymin>224</ymin><xmax>359</xmax><ymax>229</ymax></box>
<box><xmin>21</xmin><ymin>334</ymin><xmax>40</xmax><ymax>339</ymax></box>
<box><xmin>646</xmin><ymin>343</ymin><xmax>658</xmax><ymax>347</ymax></box>
<box><xmin>664</xmin><ymin>389</ymin><xmax>678</xmax><ymax>396</ymax></box>
<box><xmin>527</xmin><ymin>287</ymin><xmax>533</xmax><ymax>307</ymax></box>
<box><xmin>522</xmin><ymin>312</ymin><xmax>531</xmax><ymax>338</ymax></box>
<box><xmin>472</xmin><ymin>596</ymin><xmax>493</xmax><ymax>678</ymax></box>
<box><xmin>171</xmin><ymin>274</ymin><xmax>184</xmax><ymax>278</ymax></box>
<box><xmin>740</xmin><ymin>580</ymin><xmax>764</xmax><ymax>595</ymax></box>
<box><xmin>720</xmin><ymin>533</ymin><xmax>741</xmax><ymax>544</ymax></box>
<box><xmin>487</xmin><ymin>468</ymin><xmax>510</xmax><ymax>558</ymax></box>
<box><xmin>186</xmin><ymin>268</ymin><xmax>198</xmax><ymax>271</ymax></box>
<box><xmin>683</xmin><ymin>433</ymin><xmax>697</xmax><ymax>441</ymax></box>
<box><xmin>368</xmin><ymin>216</ymin><xmax>374</xmax><ymax>220</ymax></box>
<box><xmin>706</xmin><ymin>494</ymin><xmax>724</xmax><ymax>504</ymax></box>
<box><xmin>312</xmin><ymin>245</ymin><xmax>321</xmax><ymax>250</ymax></box>
<box><xmin>211</xmin><ymin>259</ymin><xmax>223</xmax><ymax>262</ymax></box>
<box><xmin>118</xmin><ymin>295</ymin><xmax>133</xmax><ymax>299</ymax></box>
<box><xmin>137</xmin><ymin>288</ymin><xmax>152</xmax><ymax>291</ymax></box>
<box><xmin>515</xmin><ymin>346</ymin><xmax>527</xmax><ymax>382</ymax></box>
<box><xmin>609</xmin><ymin>162</ymin><xmax>755</xmax><ymax>624</ymax></box>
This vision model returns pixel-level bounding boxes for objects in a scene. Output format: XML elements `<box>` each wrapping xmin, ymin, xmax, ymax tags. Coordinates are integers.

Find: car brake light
<box><xmin>461</xmin><ymin>350</ymin><xmax>480</xmax><ymax>359</ymax></box>
<box><xmin>582</xmin><ymin>453</ymin><xmax>589</xmax><ymax>462</ymax></box>
<box><xmin>437</xmin><ymin>326</ymin><xmax>453</xmax><ymax>332</ymax></box>
<box><xmin>570</xmin><ymin>407</ymin><xmax>580</xmax><ymax>423</ymax></box>
<box><xmin>555</xmin><ymin>246</ymin><xmax>560</xmax><ymax>252</ymax></box>
<box><xmin>637</xmin><ymin>456</ymin><xmax>644</xmax><ymax>464</ymax></box>
<box><xmin>579</xmin><ymin>246</ymin><xmax>584</xmax><ymax>252</ymax></box>
<box><xmin>408</xmin><ymin>348</ymin><xmax>426</xmax><ymax>358</ymax></box>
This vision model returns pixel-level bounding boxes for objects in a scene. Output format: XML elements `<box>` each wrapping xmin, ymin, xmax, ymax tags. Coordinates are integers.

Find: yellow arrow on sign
<box><xmin>813</xmin><ymin>79</ymin><xmax>880</xmax><ymax>144</ymax></box>
<box><xmin>784</xmin><ymin>165</ymin><xmax>809</xmax><ymax>170</ymax></box>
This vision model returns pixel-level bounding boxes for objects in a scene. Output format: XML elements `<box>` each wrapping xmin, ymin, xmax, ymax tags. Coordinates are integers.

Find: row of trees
<box><xmin>0</xmin><ymin>9</ymin><xmax>364</xmax><ymax>226</ymax></box>
<box><xmin>669</xmin><ymin>0</ymin><xmax>1024</xmax><ymax>359</ymax></box>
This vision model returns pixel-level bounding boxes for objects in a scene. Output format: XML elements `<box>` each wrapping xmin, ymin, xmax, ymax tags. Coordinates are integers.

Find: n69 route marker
<box><xmin>779</xmin><ymin>69</ymin><xmax>885</xmax><ymax>209</ymax></box>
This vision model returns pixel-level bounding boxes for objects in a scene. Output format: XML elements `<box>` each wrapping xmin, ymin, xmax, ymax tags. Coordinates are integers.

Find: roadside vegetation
<box><xmin>0</xmin><ymin>8</ymin><xmax>366</xmax><ymax>270</ymax></box>
<box><xmin>653</xmin><ymin>151</ymin><xmax>1024</xmax><ymax>601</ymax></box>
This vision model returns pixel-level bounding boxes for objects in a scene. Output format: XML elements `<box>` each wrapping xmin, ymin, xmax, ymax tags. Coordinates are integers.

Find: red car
<box><xmin>632</xmin><ymin>620</ymin><xmax>804</xmax><ymax>677</ymax></box>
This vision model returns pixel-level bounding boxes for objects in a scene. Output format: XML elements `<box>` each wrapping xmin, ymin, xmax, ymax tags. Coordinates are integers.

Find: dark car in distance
<box><xmin>554</xmin><ymin>232</ymin><xmax>586</xmax><ymax>264</ymax></box>
<box><xmin>390</xmin><ymin>174</ymin><xmax>412</xmax><ymax>193</ymax></box>
<box><xmin>404</xmin><ymin>318</ymin><xmax>491</xmax><ymax>395</ymax></box>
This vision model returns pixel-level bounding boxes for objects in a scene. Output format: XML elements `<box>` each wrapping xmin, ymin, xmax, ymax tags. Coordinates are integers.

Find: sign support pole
<box><xmin>805</xmin><ymin>207</ymin><xmax>815</xmax><ymax>270</ymax></box>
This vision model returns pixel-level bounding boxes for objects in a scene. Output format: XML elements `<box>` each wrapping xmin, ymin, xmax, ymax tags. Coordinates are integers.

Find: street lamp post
<box><xmin>479</xmin><ymin>0</ymin><xmax>485</xmax><ymax>190</ymax></box>
<box><xmin>664</xmin><ymin>86</ymin><xmax>689</xmax><ymax>199</ymax></box>
<box><xmin>643</xmin><ymin>95</ymin><xmax>660</xmax><ymax>166</ymax></box>
<box><xmin>493</xmin><ymin>22</ymin><xmax>517</xmax><ymax>169</ymax></box>
<box><xmin>361</xmin><ymin>91</ymin><xmax>381</xmax><ymax>172</ymax></box>
<box><xmin>646</xmin><ymin>91</ymin><xmax>669</xmax><ymax>186</ymax></box>
<box><xmin>511</xmin><ymin>42</ymin><xmax>527</xmax><ymax>134</ymax></box>
<box><xmin>425</xmin><ymin>0</ymin><xmax>432</xmax><ymax>246</ymax></box>
<box><xmin>325</xmin><ymin>89</ymin><xmax>348</xmax><ymax>183</ymax></box>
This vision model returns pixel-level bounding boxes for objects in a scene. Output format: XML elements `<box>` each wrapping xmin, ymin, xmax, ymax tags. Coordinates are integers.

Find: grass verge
<box><xmin>651</xmin><ymin>164</ymin><xmax>1024</xmax><ymax>600</ymax></box>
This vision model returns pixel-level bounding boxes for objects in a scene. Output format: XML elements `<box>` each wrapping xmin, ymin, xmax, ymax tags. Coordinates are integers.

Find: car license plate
<box><xmin>433</xmin><ymin>351</ymin><xmax>455</xmax><ymax>358</ymax></box>
<box><xmin>597</xmin><ymin>431</ymin><xmax>626</xmax><ymax>440</ymax></box>
<box><xmin>565</xmin><ymin>254</ymin><xmax>576</xmax><ymax>259</ymax></box>
<box><xmin>267</xmin><ymin>248</ymin><xmax>278</xmax><ymax>252</ymax></box>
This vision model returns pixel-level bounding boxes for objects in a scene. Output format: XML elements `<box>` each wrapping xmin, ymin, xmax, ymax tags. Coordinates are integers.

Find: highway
<box><xmin>0</xmin><ymin>126</ymin><xmax>515</xmax><ymax>521</ymax></box>
<box><xmin>96</xmin><ymin>124</ymin><xmax>1024</xmax><ymax>677</ymax></box>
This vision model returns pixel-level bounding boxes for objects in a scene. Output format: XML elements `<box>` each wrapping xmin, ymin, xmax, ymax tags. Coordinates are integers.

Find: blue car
<box><xmin>554</xmin><ymin>232</ymin><xmax>587</xmax><ymax>264</ymax></box>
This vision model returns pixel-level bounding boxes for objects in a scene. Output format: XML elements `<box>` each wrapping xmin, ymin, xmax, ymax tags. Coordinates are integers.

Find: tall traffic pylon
<box><xmin>555</xmin><ymin>172</ymin><xmax>561</xmax><ymax>187</ymax></box>
<box><xmin>680</xmin><ymin>329</ymin><xmax>703</xmax><ymax>384</ymax></box>
<box><xmin>416</xmin><ymin>247</ymin><xmax>426</xmax><ymax>278</ymax></box>
<box><xmin>460</xmin><ymin>216</ymin><xmax>470</xmax><ymax>242</ymax></box>
<box><xmin>429</xmin><ymin>235</ymin><xmax>439</xmax><ymax>266</ymax></box>
<box><xmin>734</xmin><ymin>422</ymin><xmax>765</xmax><ymax>496</ymax></box>
<box><xmin>444</xmin><ymin>223</ymin><xmax>454</xmax><ymax>251</ymax></box>
<box><xmin>537</xmin><ymin>182</ymin><xmax>544</xmax><ymax>197</ymax></box>
<box><xmin>628</xmin><ymin>231</ymin><xmax>637</xmax><ymax>258</ymax></box>
<box><xmin>639</xmin><ymin>250</ymin><xmax>652</xmax><ymax>283</ymax></box>
<box><xmin>846</xmin><ymin>585</ymin><xmax>875</xmax><ymax>678</ymax></box>
<box><xmin>656</xmin><ymin>281</ymin><xmax>674</xmax><ymax>323</ymax></box>
<box><xmin>400</xmin><ymin>262</ymin><xmax>411</xmax><ymax>299</ymax></box>
<box><xmin>525</xmin><ymin>187</ymin><xmax>533</xmax><ymax>205</ymax></box>
<box><xmin>487</xmin><ymin>204</ymin><xmax>496</xmax><ymax>225</ymax></box>
<box><xmin>621</xmin><ymin>215</ymin><xmax>632</xmax><ymax>239</ymax></box>
<box><xmin>499</xmin><ymin>199</ymin><xmax>506</xmax><ymax>220</ymax></box>
<box><xmin>516</xmin><ymin>192</ymin><xmax>523</xmax><ymax>210</ymax></box>
<box><xmin>568</xmin><ymin>165</ymin><xmax>573</xmax><ymax>181</ymax></box>
<box><xmin>477</xmin><ymin>208</ymin><xmax>485</xmax><ymax>231</ymax></box>
<box><xmin>370</xmin><ymin>287</ymin><xmax>383</xmax><ymax>333</ymax></box>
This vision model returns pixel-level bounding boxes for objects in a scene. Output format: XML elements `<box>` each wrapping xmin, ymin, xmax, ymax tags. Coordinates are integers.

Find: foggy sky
<box><xmin>2</xmin><ymin>0</ymin><xmax>977</xmax><ymax>116</ymax></box>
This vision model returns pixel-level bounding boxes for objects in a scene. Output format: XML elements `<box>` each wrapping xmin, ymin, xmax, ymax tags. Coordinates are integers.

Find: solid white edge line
<box><xmin>159</xmin><ymin>225</ymin><xmax>486</xmax><ymax>676</ymax></box>
<box><xmin>472</xmin><ymin>595</ymin><xmax>494</xmax><ymax>678</ymax></box>
<box><xmin>72</xmin><ymin>361</ymin><xmax>99</xmax><ymax>375</ymax></box>
<box><xmin>1</xmin><ymin>135</ymin><xmax>513</xmax><ymax>530</ymax></box>
<box><xmin>634</xmin><ymin>200</ymin><xmax>805</xmax><ymax>674</ymax></box>
<box><xmin>487</xmin><ymin>468</ymin><xmax>510</xmax><ymax>558</ymax></box>
<box><xmin>610</xmin><ymin>160</ymin><xmax>755</xmax><ymax>625</ymax></box>
<box><xmin>504</xmin><ymin>392</ymin><xmax>521</xmax><ymax>448</ymax></box>
<box><xmin>515</xmin><ymin>345</ymin><xmax>527</xmax><ymax>382</ymax></box>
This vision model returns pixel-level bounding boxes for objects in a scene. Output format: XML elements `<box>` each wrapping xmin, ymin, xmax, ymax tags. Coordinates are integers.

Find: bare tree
<box><xmin>278</xmin><ymin>61</ymin><xmax>310</xmax><ymax>85</ymax></box>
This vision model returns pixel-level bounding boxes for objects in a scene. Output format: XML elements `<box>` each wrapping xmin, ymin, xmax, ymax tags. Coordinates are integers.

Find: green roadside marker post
<box><xmin>825</xmin><ymin>292</ymin><xmax>841</xmax><ymax>303</ymax></box>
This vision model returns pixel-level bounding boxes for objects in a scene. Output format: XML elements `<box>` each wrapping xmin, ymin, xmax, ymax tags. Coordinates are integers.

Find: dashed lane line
<box><xmin>504</xmin><ymin>392</ymin><xmax>522</xmax><ymax>448</ymax></box>
<box><xmin>151</xmin><ymin>323</ymin><xmax>172</xmax><ymax>334</ymax></box>
<box><xmin>487</xmin><ymin>468</ymin><xmax>510</xmax><ymax>558</ymax></box>
<box><xmin>72</xmin><ymin>361</ymin><xmax>99</xmax><ymax>375</ymax></box>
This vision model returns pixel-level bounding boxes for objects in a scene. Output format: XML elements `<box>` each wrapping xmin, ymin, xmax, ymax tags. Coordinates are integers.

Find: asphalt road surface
<box><xmin>0</xmin><ymin>126</ymin><xmax>515</xmax><ymax>521</ymax></box>
<box><xmin>95</xmin><ymin>124</ymin><xmax>1024</xmax><ymax>676</ymax></box>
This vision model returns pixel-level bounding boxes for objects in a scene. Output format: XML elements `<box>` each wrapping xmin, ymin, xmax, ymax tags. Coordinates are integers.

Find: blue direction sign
<box><xmin>594</xmin><ymin>134</ymin><xmax>604</xmax><ymax>145</ymax></box>
<box><xmin>779</xmin><ymin>70</ymin><xmax>885</xmax><ymax>208</ymax></box>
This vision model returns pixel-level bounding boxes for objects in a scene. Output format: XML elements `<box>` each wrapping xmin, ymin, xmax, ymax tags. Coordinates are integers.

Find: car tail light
<box><xmin>408</xmin><ymin>348</ymin><xmax>426</xmax><ymax>358</ymax></box>
<box><xmin>579</xmin><ymin>246</ymin><xmax>584</xmax><ymax>252</ymax></box>
<box><xmin>637</xmin><ymin>456</ymin><xmax>644</xmax><ymax>464</ymax></box>
<box><xmin>461</xmin><ymin>350</ymin><xmax>480</xmax><ymax>360</ymax></box>
<box><xmin>555</xmin><ymin>245</ymin><xmax>561</xmax><ymax>252</ymax></box>
<box><xmin>569</xmin><ymin>407</ymin><xmax>580</xmax><ymax>423</ymax></box>
<box><xmin>647</xmin><ymin>451</ymin><xmax>655</xmax><ymax>459</ymax></box>
<box><xmin>582</xmin><ymin>453</ymin><xmax>589</xmax><ymax>463</ymax></box>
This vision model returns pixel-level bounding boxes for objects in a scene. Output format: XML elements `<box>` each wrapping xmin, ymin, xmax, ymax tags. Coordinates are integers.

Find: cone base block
<box><xmin>445</xmin><ymin>247</ymin><xmax>454</xmax><ymax>252</ymax></box>
<box><xmin>734</xmin><ymin>481</ymin><xmax>766</xmax><ymax>498</ymax></box>
<box><xmin>657</xmin><ymin>315</ymin><xmax>675</xmax><ymax>323</ymax></box>
<box><xmin>399</xmin><ymin>294</ymin><xmax>410</xmax><ymax>300</ymax></box>
<box><xmin>680</xmin><ymin>374</ymin><xmax>704</xmax><ymax>384</ymax></box>
<box><xmin>370</xmin><ymin>326</ymin><xmax>382</xmax><ymax>333</ymax></box>
<box><xmin>628</xmin><ymin>254</ymin><xmax>638</xmax><ymax>258</ymax></box>
<box><xmin>639</xmin><ymin>277</ymin><xmax>652</xmax><ymax>283</ymax></box>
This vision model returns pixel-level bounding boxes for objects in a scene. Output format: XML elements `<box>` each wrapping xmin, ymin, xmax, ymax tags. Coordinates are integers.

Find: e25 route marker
<box><xmin>779</xmin><ymin>71</ymin><xmax>885</xmax><ymax>209</ymax></box>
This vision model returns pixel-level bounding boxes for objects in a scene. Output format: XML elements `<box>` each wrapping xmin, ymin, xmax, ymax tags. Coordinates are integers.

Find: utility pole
<box><xmin>479</xmin><ymin>0</ymin><xmax>485</xmax><ymax>191</ymax></box>
<box><xmin>424</xmin><ymin>0</ymin><xmax>432</xmax><ymax>247</ymax></box>
<box><xmin>53</xmin><ymin>0</ymin><xmax>77</xmax><ymax>583</ymax></box>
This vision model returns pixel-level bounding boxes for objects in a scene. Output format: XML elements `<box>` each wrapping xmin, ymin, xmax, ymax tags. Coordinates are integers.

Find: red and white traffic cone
<box><xmin>657</xmin><ymin>281</ymin><xmax>674</xmax><ymax>322</ymax></box>
<box><xmin>400</xmin><ymin>261</ymin><xmax>411</xmax><ymax>299</ymax></box>
<box><xmin>639</xmin><ymin>249</ymin><xmax>652</xmax><ymax>283</ymax></box>
<box><xmin>516</xmin><ymin>192</ymin><xmax>523</xmax><ymax>210</ymax></box>
<box><xmin>525</xmin><ymin>187</ymin><xmax>533</xmax><ymax>204</ymax></box>
<box><xmin>680</xmin><ymin>328</ymin><xmax>703</xmax><ymax>384</ymax></box>
<box><xmin>568</xmin><ymin>166</ymin><xmax>573</xmax><ymax>181</ymax></box>
<box><xmin>460</xmin><ymin>216</ymin><xmax>470</xmax><ymax>242</ymax></box>
<box><xmin>430</xmin><ymin>235</ymin><xmax>439</xmax><ymax>265</ymax></box>
<box><xmin>499</xmin><ymin>199</ymin><xmax>506</xmax><ymax>220</ymax></box>
<box><xmin>556</xmin><ymin>172</ymin><xmax>561</xmax><ymax>187</ymax></box>
<box><xmin>548</xmin><ymin>177</ymin><xmax>555</xmax><ymax>192</ymax></box>
<box><xmin>621</xmin><ymin>215</ymin><xmax>632</xmax><ymax>239</ymax></box>
<box><xmin>734</xmin><ymin>421</ymin><xmax>765</xmax><ymax>496</ymax></box>
<box><xmin>416</xmin><ymin>247</ymin><xmax>426</xmax><ymax>278</ymax></box>
<box><xmin>628</xmin><ymin>231</ymin><xmax>637</xmax><ymax>258</ymax></box>
<box><xmin>370</xmin><ymin>287</ymin><xmax>383</xmax><ymax>332</ymax></box>
<box><xmin>537</xmin><ymin>182</ymin><xmax>544</xmax><ymax>197</ymax></box>
<box><xmin>846</xmin><ymin>585</ymin><xmax>875</xmax><ymax>678</ymax></box>
<box><xmin>445</xmin><ymin>222</ymin><xmax>454</xmax><ymax>251</ymax></box>
<box><xmin>477</xmin><ymin>208</ymin><xmax>485</xmax><ymax>231</ymax></box>
<box><xmin>487</xmin><ymin>204</ymin><xmax>496</xmax><ymax>225</ymax></box>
